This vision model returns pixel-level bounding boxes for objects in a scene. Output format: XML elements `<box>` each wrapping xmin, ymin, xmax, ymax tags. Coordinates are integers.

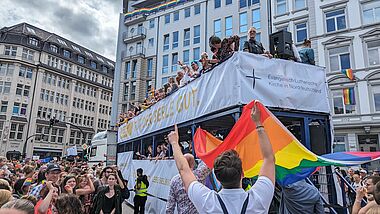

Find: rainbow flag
<box><xmin>194</xmin><ymin>100</ymin><xmax>380</xmax><ymax>186</ymax></box>
<box><xmin>343</xmin><ymin>88</ymin><xmax>355</xmax><ymax>105</ymax></box>
<box><xmin>341</xmin><ymin>69</ymin><xmax>355</xmax><ymax>80</ymax></box>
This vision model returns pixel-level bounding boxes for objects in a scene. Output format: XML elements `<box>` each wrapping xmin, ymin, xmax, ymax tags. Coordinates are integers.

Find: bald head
<box><xmin>184</xmin><ymin>154</ymin><xmax>195</xmax><ymax>170</ymax></box>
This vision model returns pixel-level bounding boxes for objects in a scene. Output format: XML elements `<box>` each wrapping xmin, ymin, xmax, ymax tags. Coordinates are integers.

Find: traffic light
<box><xmin>49</xmin><ymin>118</ymin><xmax>59</xmax><ymax>129</ymax></box>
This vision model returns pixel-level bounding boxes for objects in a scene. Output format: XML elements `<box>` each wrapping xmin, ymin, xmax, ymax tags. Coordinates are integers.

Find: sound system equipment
<box><xmin>269</xmin><ymin>30</ymin><xmax>295</xmax><ymax>60</ymax></box>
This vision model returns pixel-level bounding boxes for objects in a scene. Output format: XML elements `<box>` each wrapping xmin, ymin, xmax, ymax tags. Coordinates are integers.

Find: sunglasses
<box><xmin>105</xmin><ymin>171</ymin><xmax>113</xmax><ymax>173</ymax></box>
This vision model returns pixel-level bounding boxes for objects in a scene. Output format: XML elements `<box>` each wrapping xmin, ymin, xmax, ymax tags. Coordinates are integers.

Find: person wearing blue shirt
<box><xmin>298</xmin><ymin>39</ymin><xmax>315</xmax><ymax>65</ymax></box>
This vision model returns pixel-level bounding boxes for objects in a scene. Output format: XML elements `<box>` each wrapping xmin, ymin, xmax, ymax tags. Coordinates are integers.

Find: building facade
<box><xmin>0</xmin><ymin>23</ymin><xmax>114</xmax><ymax>159</ymax></box>
<box><xmin>112</xmin><ymin>0</ymin><xmax>380</xmax><ymax>157</ymax></box>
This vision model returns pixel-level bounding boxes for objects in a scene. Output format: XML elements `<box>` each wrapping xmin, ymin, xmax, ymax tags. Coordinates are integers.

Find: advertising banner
<box><xmin>117</xmin><ymin>152</ymin><xmax>178</xmax><ymax>213</ymax></box>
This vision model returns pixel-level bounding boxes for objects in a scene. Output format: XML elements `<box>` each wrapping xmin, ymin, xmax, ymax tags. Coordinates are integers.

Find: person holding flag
<box><xmin>167</xmin><ymin>101</ymin><xmax>275</xmax><ymax>213</ymax></box>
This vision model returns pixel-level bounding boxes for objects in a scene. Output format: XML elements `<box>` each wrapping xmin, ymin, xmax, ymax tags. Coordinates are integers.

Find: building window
<box><xmin>295</xmin><ymin>22</ymin><xmax>307</xmax><ymax>43</ymax></box>
<box><xmin>225</xmin><ymin>16</ymin><xmax>233</xmax><ymax>37</ymax></box>
<box><xmin>29</xmin><ymin>37</ymin><xmax>38</xmax><ymax>46</ymax></box>
<box><xmin>172</xmin><ymin>53</ymin><xmax>178</xmax><ymax>72</ymax></box>
<box><xmin>131</xmin><ymin>82</ymin><xmax>136</xmax><ymax>100</ymax></box>
<box><xmin>19</xmin><ymin>66</ymin><xmax>33</xmax><ymax>79</ymax></box>
<box><xmin>16</xmin><ymin>84</ymin><xmax>23</xmax><ymax>96</ymax></box>
<box><xmin>374</xmin><ymin>90</ymin><xmax>380</xmax><ymax>112</ymax></box>
<box><xmin>4</xmin><ymin>45</ymin><xmax>17</xmax><ymax>56</ymax></box>
<box><xmin>131</xmin><ymin>60</ymin><xmax>137</xmax><ymax>78</ymax></box>
<box><xmin>333</xmin><ymin>91</ymin><xmax>355</xmax><ymax>115</ymax></box>
<box><xmin>333</xmin><ymin>136</ymin><xmax>347</xmax><ymax>152</ymax></box>
<box><xmin>295</xmin><ymin>0</ymin><xmax>306</xmax><ymax>10</ymax></box>
<box><xmin>240</xmin><ymin>36</ymin><xmax>247</xmax><ymax>50</ymax></box>
<box><xmin>123</xmin><ymin>83</ymin><xmax>129</xmax><ymax>101</ymax></box>
<box><xmin>23</xmin><ymin>85</ymin><xmax>30</xmax><ymax>97</ymax></box>
<box><xmin>194</xmin><ymin>4</ymin><xmax>201</xmax><ymax>15</ymax></box>
<box><xmin>164</xmin><ymin>34</ymin><xmax>170</xmax><ymax>50</ymax></box>
<box><xmin>368</xmin><ymin>40</ymin><xmax>380</xmax><ymax>66</ymax></box>
<box><xmin>240</xmin><ymin>12</ymin><xmax>248</xmax><ymax>34</ymax></box>
<box><xmin>214</xmin><ymin>19</ymin><xmax>222</xmax><ymax>38</ymax></box>
<box><xmin>125</xmin><ymin>61</ymin><xmax>130</xmax><ymax>79</ymax></box>
<box><xmin>252</xmin><ymin>9</ymin><xmax>261</xmax><ymax>29</ymax></box>
<box><xmin>329</xmin><ymin>46</ymin><xmax>351</xmax><ymax>72</ymax></box>
<box><xmin>183</xmin><ymin>50</ymin><xmax>190</xmax><ymax>65</ymax></box>
<box><xmin>362</xmin><ymin>1</ymin><xmax>380</xmax><ymax>25</ymax></box>
<box><xmin>148</xmin><ymin>38</ymin><xmax>154</xmax><ymax>48</ymax></box>
<box><xmin>163</xmin><ymin>55</ymin><xmax>169</xmax><ymax>74</ymax></box>
<box><xmin>22</xmin><ymin>48</ymin><xmax>34</xmax><ymax>60</ymax></box>
<box><xmin>91</xmin><ymin>61</ymin><xmax>97</xmax><ymax>69</ymax></box>
<box><xmin>63</xmin><ymin>50</ymin><xmax>71</xmax><ymax>58</ymax></box>
<box><xmin>184</xmin><ymin>28</ymin><xmax>190</xmax><ymax>46</ymax></box>
<box><xmin>173</xmin><ymin>31</ymin><xmax>179</xmax><ymax>48</ymax></box>
<box><xmin>165</xmin><ymin>14</ymin><xmax>170</xmax><ymax>24</ymax></box>
<box><xmin>50</xmin><ymin>44</ymin><xmax>58</xmax><ymax>53</ymax></box>
<box><xmin>12</xmin><ymin>102</ymin><xmax>20</xmax><ymax>115</ymax></box>
<box><xmin>0</xmin><ymin>81</ymin><xmax>11</xmax><ymax>94</ymax></box>
<box><xmin>9</xmin><ymin>123</ymin><xmax>24</xmax><ymax>140</ymax></box>
<box><xmin>174</xmin><ymin>11</ymin><xmax>179</xmax><ymax>21</ymax></box>
<box><xmin>215</xmin><ymin>0</ymin><xmax>221</xmax><ymax>8</ymax></box>
<box><xmin>239</xmin><ymin>0</ymin><xmax>247</xmax><ymax>8</ymax></box>
<box><xmin>147</xmin><ymin>58</ymin><xmax>153</xmax><ymax>77</ymax></box>
<box><xmin>193</xmin><ymin>47</ymin><xmax>200</xmax><ymax>61</ymax></box>
<box><xmin>1</xmin><ymin>101</ymin><xmax>8</xmax><ymax>113</ymax></box>
<box><xmin>325</xmin><ymin>9</ymin><xmax>346</xmax><ymax>33</ymax></box>
<box><xmin>149</xmin><ymin>19</ymin><xmax>155</xmax><ymax>28</ymax></box>
<box><xmin>193</xmin><ymin>25</ymin><xmax>201</xmax><ymax>44</ymax></box>
<box><xmin>185</xmin><ymin>8</ymin><xmax>191</xmax><ymax>18</ymax></box>
<box><xmin>276</xmin><ymin>0</ymin><xmax>287</xmax><ymax>15</ymax></box>
<box><xmin>162</xmin><ymin>77</ymin><xmax>169</xmax><ymax>85</ymax></box>
<box><xmin>78</xmin><ymin>55</ymin><xmax>85</xmax><ymax>64</ymax></box>
<box><xmin>146</xmin><ymin>80</ymin><xmax>152</xmax><ymax>97</ymax></box>
<box><xmin>226</xmin><ymin>0</ymin><xmax>232</xmax><ymax>5</ymax></box>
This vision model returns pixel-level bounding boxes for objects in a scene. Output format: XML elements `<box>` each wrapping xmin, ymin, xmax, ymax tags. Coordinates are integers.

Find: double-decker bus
<box><xmin>117</xmin><ymin>52</ymin><xmax>335</xmax><ymax>213</ymax></box>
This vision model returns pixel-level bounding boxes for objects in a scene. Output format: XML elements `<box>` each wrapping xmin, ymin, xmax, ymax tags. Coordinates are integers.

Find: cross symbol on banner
<box><xmin>246</xmin><ymin>68</ymin><xmax>261</xmax><ymax>90</ymax></box>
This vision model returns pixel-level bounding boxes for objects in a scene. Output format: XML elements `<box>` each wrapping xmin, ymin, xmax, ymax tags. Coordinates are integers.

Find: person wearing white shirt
<box><xmin>167</xmin><ymin>101</ymin><xmax>275</xmax><ymax>214</ymax></box>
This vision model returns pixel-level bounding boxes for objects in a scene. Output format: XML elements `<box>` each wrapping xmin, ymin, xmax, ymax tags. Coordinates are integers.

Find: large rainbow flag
<box><xmin>194</xmin><ymin>100</ymin><xmax>380</xmax><ymax>186</ymax></box>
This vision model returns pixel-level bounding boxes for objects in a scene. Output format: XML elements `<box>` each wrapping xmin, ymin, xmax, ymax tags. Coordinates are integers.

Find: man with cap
<box><xmin>29</xmin><ymin>163</ymin><xmax>61</xmax><ymax>199</ymax></box>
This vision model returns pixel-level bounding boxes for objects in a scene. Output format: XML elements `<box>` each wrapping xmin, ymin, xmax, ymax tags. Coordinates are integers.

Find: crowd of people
<box><xmin>0</xmin><ymin>156</ymin><xmax>131</xmax><ymax>214</ymax></box>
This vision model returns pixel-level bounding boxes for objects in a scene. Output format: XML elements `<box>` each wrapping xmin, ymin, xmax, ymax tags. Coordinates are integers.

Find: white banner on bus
<box><xmin>118</xmin><ymin>52</ymin><xmax>330</xmax><ymax>142</ymax></box>
<box><xmin>117</xmin><ymin>152</ymin><xmax>178</xmax><ymax>214</ymax></box>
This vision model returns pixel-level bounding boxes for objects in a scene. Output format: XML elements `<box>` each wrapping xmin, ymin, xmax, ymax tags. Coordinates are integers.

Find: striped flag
<box><xmin>343</xmin><ymin>88</ymin><xmax>356</xmax><ymax>105</ymax></box>
<box><xmin>341</xmin><ymin>69</ymin><xmax>355</xmax><ymax>80</ymax></box>
<box><xmin>193</xmin><ymin>100</ymin><xmax>380</xmax><ymax>186</ymax></box>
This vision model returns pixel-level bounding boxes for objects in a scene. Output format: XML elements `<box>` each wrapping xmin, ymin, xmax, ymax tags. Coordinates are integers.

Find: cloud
<box><xmin>0</xmin><ymin>0</ymin><xmax>121</xmax><ymax>61</ymax></box>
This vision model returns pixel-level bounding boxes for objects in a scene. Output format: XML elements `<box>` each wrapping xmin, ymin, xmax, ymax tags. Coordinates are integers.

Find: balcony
<box><xmin>122</xmin><ymin>46</ymin><xmax>146</xmax><ymax>60</ymax></box>
<box><xmin>124</xmin><ymin>14</ymin><xmax>147</xmax><ymax>26</ymax></box>
<box><xmin>123</xmin><ymin>27</ymin><xmax>146</xmax><ymax>44</ymax></box>
<box><xmin>130</xmin><ymin>0</ymin><xmax>163</xmax><ymax>9</ymax></box>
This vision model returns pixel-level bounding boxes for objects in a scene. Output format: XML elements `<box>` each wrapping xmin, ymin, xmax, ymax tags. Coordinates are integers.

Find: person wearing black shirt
<box><xmin>243</xmin><ymin>27</ymin><xmax>272</xmax><ymax>58</ymax></box>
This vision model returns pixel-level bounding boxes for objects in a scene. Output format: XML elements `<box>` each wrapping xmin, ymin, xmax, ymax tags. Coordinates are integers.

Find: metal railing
<box><xmin>123</xmin><ymin>27</ymin><xmax>146</xmax><ymax>41</ymax></box>
<box><xmin>121</xmin><ymin>46</ymin><xmax>146</xmax><ymax>59</ymax></box>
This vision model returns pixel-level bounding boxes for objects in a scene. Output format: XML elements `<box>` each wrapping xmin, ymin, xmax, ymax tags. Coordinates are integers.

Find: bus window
<box><xmin>90</xmin><ymin>146</ymin><xmax>97</xmax><ymax>157</ymax></box>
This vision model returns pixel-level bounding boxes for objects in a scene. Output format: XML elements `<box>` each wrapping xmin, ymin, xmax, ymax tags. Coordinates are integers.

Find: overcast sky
<box><xmin>0</xmin><ymin>0</ymin><xmax>122</xmax><ymax>61</ymax></box>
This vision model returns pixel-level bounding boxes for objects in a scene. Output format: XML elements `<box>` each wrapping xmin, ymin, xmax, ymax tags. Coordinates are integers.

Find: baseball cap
<box><xmin>46</xmin><ymin>163</ymin><xmax>61</xmax><ymax>172</ymax></box>
<box><xmin>360</xmin><ymin>169</ymin><xmax>367</xmax><ymax>174</ymax></box>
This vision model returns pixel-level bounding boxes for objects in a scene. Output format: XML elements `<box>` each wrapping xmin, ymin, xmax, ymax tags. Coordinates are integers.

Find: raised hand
<box><xmin>168</xmin><ymin>124</ymin><xmax>179</xmax><ymax>145</ymax></box>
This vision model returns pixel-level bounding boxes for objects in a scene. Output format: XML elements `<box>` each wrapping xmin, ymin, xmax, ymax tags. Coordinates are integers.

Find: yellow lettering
<box><xmin>184</xmin><ymin>92</ymin><xmax>190</xmax><ymax>110</ymax></box>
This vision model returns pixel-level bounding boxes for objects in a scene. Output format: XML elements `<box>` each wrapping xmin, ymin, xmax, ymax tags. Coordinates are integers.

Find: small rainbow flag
<box><xmin>341</xmin><ymin>69</ymin><xmax>355</xmax><ymax>80</ymax></box>
<box><xmin>193</xmin><ymin>100</ymin><xmax>379</xmax><ymax>186</ymax></box>
<box><xmin>343</xmin><ymin>88</ymin><xmax>355</xmax><ymax>105</ymax></box>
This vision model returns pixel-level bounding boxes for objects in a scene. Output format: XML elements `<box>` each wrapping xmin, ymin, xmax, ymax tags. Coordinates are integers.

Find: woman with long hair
<box><xmin>55</xmin><ymin>194</ymin><xmax>83</xmax><ymax>214</ymax></box>
<box><xmin>61</xmin><ymin>175</ymin><xmax>77</xmax><ymax>194</ymax></box>
<box><xmin>76</xmin><ymin>174</ymin><xmax>95</xmax><ymax>214</ymax></box>
<box><xmin>92</xmin><ymin>173</ymin><xmax>129</xmax><ymax>214</ymax></box>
